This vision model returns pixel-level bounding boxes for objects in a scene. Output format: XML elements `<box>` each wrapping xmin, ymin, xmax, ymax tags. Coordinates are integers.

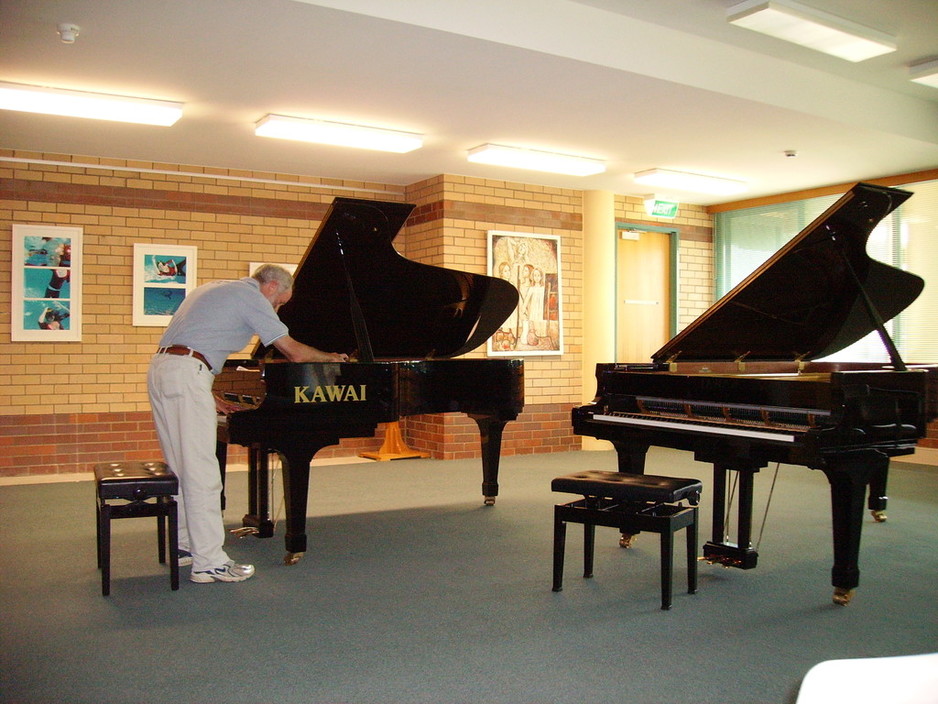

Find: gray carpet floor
<box><xmin>2</xmin><ymin>448</ymin><xmax>937</xmax><ymax>704</ymax></box>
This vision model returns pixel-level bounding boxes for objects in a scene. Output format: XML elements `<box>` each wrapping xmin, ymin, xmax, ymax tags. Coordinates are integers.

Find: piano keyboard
<box><xmin>593</xmin><ymin>412</ymin><xmax>798</xmax><ymax>442</ymax></box>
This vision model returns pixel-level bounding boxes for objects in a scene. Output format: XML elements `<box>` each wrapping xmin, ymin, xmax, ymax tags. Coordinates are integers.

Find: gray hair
<box><xmin>252</xmin><ymin>264</ymin><xmax>294</xmax><ymax>292</ymax></box>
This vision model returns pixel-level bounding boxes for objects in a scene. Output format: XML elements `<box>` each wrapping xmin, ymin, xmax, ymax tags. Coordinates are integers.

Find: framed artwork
<box><xmin>11</xmin><ymin>224</ymin><xmax>82</xmax><ymax>342</ymax></box>
<box><xmin>487</xmin><ymin>231</ymin><xmax>563</xmax><ymax>356</ymax></box>
<box><xmin>132</xmin><ymin>243</ymin><xmax>197</xmax><ymax>326</ymax></box>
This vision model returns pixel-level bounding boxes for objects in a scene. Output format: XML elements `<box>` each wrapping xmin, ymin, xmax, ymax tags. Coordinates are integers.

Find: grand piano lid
<box><xmin>267</xmin><ymin>197</ymin><xmax>520</xmax><ymax>360</ymax></box>
<box><xmin>653</xmin><ymin>182</ymin><xmax>920</xmax><ymax>364</ymax></box>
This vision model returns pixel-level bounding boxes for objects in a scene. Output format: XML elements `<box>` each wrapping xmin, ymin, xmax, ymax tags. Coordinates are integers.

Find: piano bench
<box><xmin>551</xmin><ymin>471</ymin><xmax>702</xmax><ymax>610</ymax></box>
<box><xmin>94</xmin><ymin>461</ymin><xmax>179</xmax><ymax>596</ymax></box>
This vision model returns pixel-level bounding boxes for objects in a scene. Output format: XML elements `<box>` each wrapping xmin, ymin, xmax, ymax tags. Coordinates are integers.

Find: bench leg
<box><xmin>99</xmin><ymin>503</ymin><xmax>111</xmax><ymax>597</ymax></box>
<box><xmin>687</xmin><ymin>507</ymin><xmax>698</xmax><ymax>595</ymax></box>
<box><xmin>660</xmin><ymin>527</ymin><xmax>674</xmax><ymax>610</ymax></box>
<box><xmin>168</xmin><ymin>498</ymin><xmax>179</xmax><ymax>591</ymax></box>
<box><xmin>157</xmin><ymin>512</ymin><xmax>167</xmax><ymax>564</ymax></box>
<box><xmin>583</xmin><ymin>523</ymin><xmax>596</xmax><ymax>579</ymax></box>
<box><xmin>552</xmin><ymin>510</ymin><xmax>566</xmax><ymax>592</ymax></box>
<box><xmin>95</xmin><ymin>501</ymin><xmax>102</xmax><ymax>568</ymax></box>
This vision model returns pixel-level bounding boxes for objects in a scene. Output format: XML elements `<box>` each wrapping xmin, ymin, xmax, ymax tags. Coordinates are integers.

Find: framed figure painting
<box><xmin>487</xmin><ymin>231</ymin><xmax>563</xmax><ymax>356</ymax></box>
<box><xmin>12</xmin><ymin>224</ymin><xmax>82</xmax><ymax>342</ymax></box>
<box><xmin>132</xmin><ymin>243</ymin><xmax>197</xmax><ymax>326</ymax></box>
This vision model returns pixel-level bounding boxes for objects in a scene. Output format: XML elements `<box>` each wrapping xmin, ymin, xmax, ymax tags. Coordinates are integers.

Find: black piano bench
<box><xmin>551</xmin><ymin>471</ymin><xmax>702</xmax><ymax>610</ymax></box>
<box><xmin>94</xmin><ymin>461</ymin><xmax>179</xmax><ymax>596</ymax></box>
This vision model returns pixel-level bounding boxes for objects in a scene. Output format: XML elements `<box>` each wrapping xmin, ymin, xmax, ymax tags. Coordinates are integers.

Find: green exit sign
<box><xmin>649</xmin><ymin>199</ymin><xmax>679</xmax><ymax>218</ymax></box>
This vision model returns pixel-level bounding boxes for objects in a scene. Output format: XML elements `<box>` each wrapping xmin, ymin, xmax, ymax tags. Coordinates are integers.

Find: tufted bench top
<box><xmin>552</xmin><ymin>470</ymin><xmax>702</xmax><ymax>505</ymax></box>
<box><xmin>94</xmin><ymin>461</ymin><xmax>178</xmax><ymax>501</ymax></box>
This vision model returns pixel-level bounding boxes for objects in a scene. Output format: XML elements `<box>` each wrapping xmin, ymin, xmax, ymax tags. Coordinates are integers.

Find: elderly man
<box><xmin>148</xmin><ymin>264</ymin><xmax>348</xmax><ymax>583</ymax></box>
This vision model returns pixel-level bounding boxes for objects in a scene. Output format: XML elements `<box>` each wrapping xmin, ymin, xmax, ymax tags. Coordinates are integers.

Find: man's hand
<box><xmin>214</xmin><ymin>394</ymin><xmax>243</xmax><ymax>416</ymax></box>
<box><xmin>273</xmin><ymin>335</ymin><xmax>349</xmax><ymax>363</ymax></box>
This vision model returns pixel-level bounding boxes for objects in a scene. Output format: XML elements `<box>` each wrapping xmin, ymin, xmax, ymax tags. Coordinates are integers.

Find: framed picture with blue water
<box><xmin>132</xmin><ymin>243</ymin><xmax>198</xmax><ymax>326</ymax></box>
<box><xmin>11</xmin><ymin>224</ymin><xmax>83</xmax><ymax>342</ymax></box>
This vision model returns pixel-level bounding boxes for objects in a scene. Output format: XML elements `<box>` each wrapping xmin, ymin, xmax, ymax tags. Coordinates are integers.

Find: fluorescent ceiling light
<box><xmin>466</xmin><ymin>143</ymin><xmax>606</xmax><ymax>176</ymax></box>
<box><xmin>909</xmin><ymin>59</ymin><xmax>938</xmax><ymax>89</ymax></box>
<box><xmin>255</xmin><ymin>114</ymin><xmax>423</xmax><ymax>153</ymax></box>
<box><xmin>633</xmin><ymin>168</ymin><xmax>748</xmax><ymax>196</ymax></box>
<box><xmin>0</xmin><ymin>81</ymin><xmax>182</xmax><ymax>126</ymax></box>
<box><xmin>726</xmin><ymin>0</ymin><xmax>896</xmax><ymax>62</ymax></box>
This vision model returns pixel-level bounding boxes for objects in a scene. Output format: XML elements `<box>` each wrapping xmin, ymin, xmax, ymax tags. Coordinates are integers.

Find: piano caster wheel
<box><xmin>284</xmin><ymin>552</ymin><xmax>304</xmax><ymax>566</ymax></box>
<box><xmin>483</xmin><ymin>496</ymin><xmax>496</xmax><ymax>506</ymax></box>
<box><xmin>619</xmin><ymin>533</ymin><xmax>635</xmax><ymax>549</ymax></box>
<box><xmin>231</xmin><ymin>527</ymin><xmax>259</xmax><ymax>538</ymax></box>
<box><xmin>871</xmin><ymin>509</ymin><xmax>887</xmax><ymax>523</ymax></box>
<box><xmin>832</xmin><ymin>587</ymin><xmax>855</xmax><ymax>606</ymax></box>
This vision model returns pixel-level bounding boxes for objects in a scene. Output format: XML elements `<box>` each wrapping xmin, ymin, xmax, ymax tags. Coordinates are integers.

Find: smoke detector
<box><xmin>57</xmin><ymin>23</ymin><xmax>80</xmax><ymax>43</ymax></box>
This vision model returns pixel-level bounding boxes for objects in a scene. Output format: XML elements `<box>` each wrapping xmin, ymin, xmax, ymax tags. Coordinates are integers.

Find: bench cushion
<box><xmin>552</xmin><ymin>470</ymin><xmax>701</xmax><ymax>504</ymax></box>
<box><xmin>95</xmin><ymin>461</ymin><xmax>178</xmax><ymax>500</ymax></box>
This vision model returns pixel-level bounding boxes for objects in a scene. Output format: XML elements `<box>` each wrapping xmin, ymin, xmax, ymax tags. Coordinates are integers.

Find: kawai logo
<box><xmin>293</xmin><ymin>385</ymin><xmax>367</xmax><ymax>403</ymax></box>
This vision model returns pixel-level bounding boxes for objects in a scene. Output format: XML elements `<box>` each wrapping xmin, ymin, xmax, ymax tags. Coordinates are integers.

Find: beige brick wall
<box><xmin>0</xmin><ymin>151</ymin><xmax>714</xmax><ymax>475</ymax></box>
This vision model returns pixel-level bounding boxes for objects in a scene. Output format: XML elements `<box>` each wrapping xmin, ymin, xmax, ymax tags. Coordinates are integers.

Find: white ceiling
<box><xmin>1</xmin><ymin>0</ymin><xmax>937</xmax><ymax>205</ymax></box>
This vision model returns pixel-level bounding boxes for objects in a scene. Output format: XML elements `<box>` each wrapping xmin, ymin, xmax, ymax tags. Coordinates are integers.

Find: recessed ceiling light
<box><xmin>0</xmin><ymin>81</ymin><xmax>182</xmax><ymax>126</ymax></box>
<box><xmin>466</xmin><ymin>143</ymin><xmax>606</xmax><ymax>176</ymax></box>
<box><xmin>255</xmin><ymin>114</ymin><xmax>423</xmax><ymax>153</ymax></box>
<box><xmin>909</xmin><ymin>59</ymin><xmax>938</xmax><ymax>89</ymax></box>
<box><xmin>727</xmin><ymin>0</ymin><xmax>896</xmax><ymax>62</ymax></box>
<box><xmin>633</xmin><ymin>168</ymin><xmax>748</xmax><ymax>196</ymax></box>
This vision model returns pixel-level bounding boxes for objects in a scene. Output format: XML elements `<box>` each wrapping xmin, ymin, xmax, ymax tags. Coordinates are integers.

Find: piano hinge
<box><xmin>793</xmin><ymin>352</ymin><xmax>809</xmax><ymax>373</ymax></box>
<box><xmin>664</xmin><ymin>352</ymin><xmax>681</xmax><ymax>373</ymax></box>
<box><xmin>734</xmin><ymin>352</ymin><xmax>750</xmax><ymax>372</ymax></box>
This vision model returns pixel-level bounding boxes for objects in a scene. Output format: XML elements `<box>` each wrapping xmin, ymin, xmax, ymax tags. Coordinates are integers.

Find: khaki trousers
<box><xmin>147</xmin><ymin>353</ymin><xmax>230</xmax><ymax>571</ymax></box>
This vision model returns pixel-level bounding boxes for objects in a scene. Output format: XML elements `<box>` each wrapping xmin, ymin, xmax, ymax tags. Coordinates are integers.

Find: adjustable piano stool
<box><xmin>551</xmin><ymin>471</ymin><xmax>702</xmax><ymax>610</ymax></box>
<box><xmin>94</xmin><ymin>461</ymin><xmax>179</xmax><ymax>596</ymax></box>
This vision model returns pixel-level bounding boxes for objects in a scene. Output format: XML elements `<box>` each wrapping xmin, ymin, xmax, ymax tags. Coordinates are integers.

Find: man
<box><xmin>148</xmin><ymin>264</ymin><xmax>348</xmax><ymax>583</ymax></box>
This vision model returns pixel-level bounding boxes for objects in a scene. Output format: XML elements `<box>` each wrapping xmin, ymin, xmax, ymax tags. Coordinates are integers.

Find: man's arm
<box><xmin>272</xmin><ymin>335</ymin><xmax>348</xmax><ymax>363</ymax></box>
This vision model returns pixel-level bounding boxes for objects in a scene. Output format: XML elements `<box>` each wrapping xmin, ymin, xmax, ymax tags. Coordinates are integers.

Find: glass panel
<box><xmin>714</xmin><ymin>180</ymin><xmax>938</xmax><ymax>364</ymax></box>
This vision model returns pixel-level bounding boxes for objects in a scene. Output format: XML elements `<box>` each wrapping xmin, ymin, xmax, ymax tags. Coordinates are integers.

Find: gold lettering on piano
<box><xmin>293</xmin><ymin>385</ymin><xmax>367</xmax><ymax>403</ymax></box>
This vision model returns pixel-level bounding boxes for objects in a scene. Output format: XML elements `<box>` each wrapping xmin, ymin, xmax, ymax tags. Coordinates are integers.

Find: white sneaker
<box><xmin>177</xmin><ymin>550</ymin><xmax>193</xmax><ymax>567</ymax></box>
<box><xmin>190</xmin><ymin>561</ymin><xmax>255</xmax><ymax>583</ymax></box>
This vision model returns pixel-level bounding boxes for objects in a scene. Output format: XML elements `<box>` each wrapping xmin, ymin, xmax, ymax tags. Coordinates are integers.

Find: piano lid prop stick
<box><xmin>335</xmin><ymin>231</ymin><xmax>375</xmax><ymax>364</ymax></box>
<box><xmin>829</xmin><ymin>227</ymin><xmax>907</xmax><ymax>372</ymax></box>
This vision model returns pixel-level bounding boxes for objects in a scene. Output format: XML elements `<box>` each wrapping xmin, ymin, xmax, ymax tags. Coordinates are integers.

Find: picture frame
<box><xmin>132</xmin><ymin>243</ymin><xmax>197</xmax><ymax>326</ymax></box>
<box><xmin>11</xmin><ymin>224</ymin><xmax>83</xmax><ymax>342</ymax></box>
<box><xmin>487</xmin><ymin>231</ymin><xmax>563</xmax><ymax>356</ymax></box>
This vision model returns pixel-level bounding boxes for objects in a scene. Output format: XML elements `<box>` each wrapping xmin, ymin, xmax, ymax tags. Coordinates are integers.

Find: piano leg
<box><xmin>238</xmin><ymin>446</ymin><xmax>275</xmax><ymax>539</ymax></box>
<box><xmin>215</xmin><ymin>437</ymin><xmax>228</xmax><ymax>511</ymax></box>
<box><xmin>820</xmin><ymin>450</ymin><xmax>886</xmax><ymax>606</ymax></box>
<box><xmin>611</xmin><ymin>440</ymin><xmax>650</xmax><ymax>547</ymax></box>
<box><xmin>612</xmin><ymin>440</ymin><xmax>650</xmax><ymax>475</ymax></box>
<box><xmin>701</xmin><ymin>461</ymin><xmax>761</xmax><ymax>569</ymax></box>
<box><xmin>468</xmin><ymin>414</ymin><xmax>511</xmax><ymax>506</ymax></box>
<box><xmin>276</xmin><ymin>438</ymin><xmax>339</xmax><ymax>565</ymax></box>
<box><xmin>867</xmin><ymin>461</ymin><xmax>889</xmax><ymax>523</ymax></box>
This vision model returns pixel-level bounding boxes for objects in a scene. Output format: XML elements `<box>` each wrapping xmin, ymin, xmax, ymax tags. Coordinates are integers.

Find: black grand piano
<box><xmin>216</xmin><ymin>198</ymin><xmax>524</xmax><ymax>564</ymax></box>
<box><xmin>573</xmin><ymin>182</ymin><xmax>936</xmax><ymax>604</ymax></box>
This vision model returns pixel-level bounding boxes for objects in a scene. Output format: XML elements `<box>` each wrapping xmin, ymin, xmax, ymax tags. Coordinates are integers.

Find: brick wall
<box><xmin>1</xmin><ymin>151</ymin><xmax>712</xmax><ymax>476</ymax></box>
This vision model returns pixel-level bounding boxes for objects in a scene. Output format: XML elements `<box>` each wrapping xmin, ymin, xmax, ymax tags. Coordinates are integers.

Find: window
<box><xmin>714</xmin><ymin>179</ymin><xmax>938</xmax><ymax>364</ymax></box>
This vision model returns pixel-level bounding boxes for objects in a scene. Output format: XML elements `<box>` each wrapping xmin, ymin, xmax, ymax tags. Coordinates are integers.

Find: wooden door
<box><xmin>616</xmin><ymin>230</ymin><xmax>670</xmax><ymax>362</ymax></box>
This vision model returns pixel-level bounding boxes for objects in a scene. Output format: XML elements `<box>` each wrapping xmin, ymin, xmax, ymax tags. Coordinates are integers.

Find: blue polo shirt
<box><xmin>158</xmin><ymin>277</ymin><xmax>288</xmax><ymax>373</ymax></box>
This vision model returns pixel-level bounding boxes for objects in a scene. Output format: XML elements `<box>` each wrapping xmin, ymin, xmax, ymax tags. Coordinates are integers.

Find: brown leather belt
<box><xmin>156</xmin><ymin>345</ymin><xmax>212</xmax><ymax>371</ymax></box>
